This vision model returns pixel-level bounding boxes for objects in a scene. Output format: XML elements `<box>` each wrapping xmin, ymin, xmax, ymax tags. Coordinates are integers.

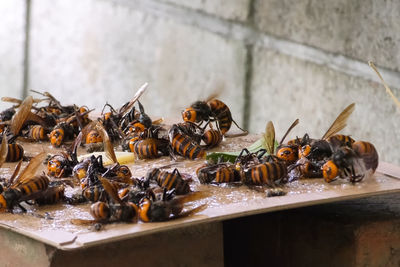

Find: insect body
<box><xmin>146</xmin><ymin>168</ymin><xmax>190</xmax><ymax>195</ymax></box>
<box><xmin>207</xmin><ymin>99</ymin><xmax>233</xmax><ymax>135</ymax></box>
<box><xmin>202</xmin><ymin>129</ymin><xmax>223</xmax><ymax>148</ymax></box>
<box><xmin>35</xmin><ymin>185</ymin><xmax>65</xmax><ymax>206</ymax></box>
<box><xmin>5</xmin><ymin>143</ymin><xmax>24</xmax><ymax>162</ymax></box>
<box><xmin>138</xmin><ymin>190</ymin><xmax>206</xmax><ymax>222</ymax></box>
<box><xmin>28</xmin><ymin>125</ymin><xmax>48</xmax><ymax>141</ymax></box>
<box><xmin>241</xmin><ymin>162</ymin><xmax>287</xmax><ymax>187</ymax></box>
<box><xmin>196</xmin><ymin>163</ymin><xmax>240</xmax><ymax>184</ymax></box>
<box><xmin>182</xmin><ymin>98</ymin><xmax>245</xmax><ymax>136</ymax></box>
<box><xmin>322</xmin><ymin>141</ymin><xmax>378</xmax><ymax>183</ymax></box>
<box><xmin>0</xmin><ymin>152</ymin><xmax>49</xmax><ymax>212</ymax></box>
<box><xmin>169</xmin><ymin>124</ymin><xmax>205</xmax><ymax>160</ymax></box>
<box><xmin>47</xmin><ymin>154</ymin><xmax>75</xmax><ymax>177</ymax></box>
<box><xmin>327</xmin><ymin>134</ymin><xmax>355</xmax><ymax>148</ymax></box>
<box><xmin>89</xmin><ymin>201</ymin><xmax>138</xmax><ymax>223</ymax></box>
<box><xmin>352</xmin><ymin>141</ymin><xmax>379</xmax><ymax>172</ymax></box>
<box><xmin>131</xmin><ymin>138</ymin><xmax>169</xmax><ymax>159</ymax></box>
<box><xmin>49</xmin><ymin>122</ymin><xmax>75</xmax><ymax>147</ymax></box>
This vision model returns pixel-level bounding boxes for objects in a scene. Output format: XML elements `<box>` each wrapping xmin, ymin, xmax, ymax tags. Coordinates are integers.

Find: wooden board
<box><xmin>0</xmin><ymin>139</ymin><xmax>399</xmax><ymax>250</ymax></box>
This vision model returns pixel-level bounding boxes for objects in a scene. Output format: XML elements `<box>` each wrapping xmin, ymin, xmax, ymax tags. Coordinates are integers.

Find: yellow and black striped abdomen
<box><xmin>215</xmin><ymin>167</ymin><xmax>239</xmax><ymax>183</ymax></box>
<box><xmin>327</xmin><ymin>134</ymin><xmax>355</xmax><ymax>148</ymax></box>
<box><xmin>171</xmin><ymin>132</ymin><xmax>205</xmax><ymax>160</ymax></box>
<box><xmin>36</xmin><ymin>186</ymin><xmax>65</xmax><ymax>205</ymax></box>
<box><xmin>6</xmin><ymin>144</ymin><xmax>24</xmax><ymax>162</ymax></box>
<box><xmin>133</xmin><ymin>139</ymin><xmax>159</xmax><ymax>159</ymax></box>
<box><xmin>29</xmin><ymin>125</ymin><xmax>47</xmax><ymax>141</ymax></box>
<box><xmin>352</xmin><ymin>141</ymin><xmax>379</xmax><ymax>172</ymax></box>
<box><xmin>202</xmin><ymin>129</ymin><xmax>222</xmax><ymax>147</ymax></box>
<box><xmin>208</xmin><ymin>99</ymin><xmax>232</xmax><ymax>135</ymax></box>
<box><xmin>156</xmin><ymin>170</ymin><xmax>190</xmax><ymax>195</ymax></box>
<box><xmin>243</xmin><ymin>162</ymin><xmax>287</xmax><ymax>186</ymax></box>
<box><xmin>18</xmin><ymin>175</ymin><xmax>49</xmax><ymax>196</ymax></box>
<box><xmin>90</xmin><ymin>201</ymin><xmax>110</xmax><ymax>221</ymax></box>
<box><xmin>83</xmin><ymin>185</ymin><xmax>103</xmax><ymax>202</ymax></box>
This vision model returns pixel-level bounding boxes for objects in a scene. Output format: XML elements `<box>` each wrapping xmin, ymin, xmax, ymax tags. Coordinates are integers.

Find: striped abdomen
<box><xmin>17</xmin><ymin>175</ymin><xmax>49</xmax><ymax>196</ymax></box>
<box><xmin>202</xmin><ymin>129</ymin><xmax>222</xmax><ymax>148</ymax></box>
<box><xmin>208</xmin><ymin>99</ymin><xmax>232</xmax><ymax>135</ymax></box>
<box><xmin>170</xmin><ymin>132</ymin><xmax>205</xmax><ymax>160</ymax></box>
<box><xmin>242</xmin><ymin>162</ymin><xmax>287</xmax><ymax>186</ymax></box>
<box><xmin>327</xmin><ymin>134</ymin><xmax>355</xmax><ymax>148</ymax></box>
<box><xmin>36</xmin><ymin>186</ymin><xmax>65</xmax><ymax>205</ymax></box>
<box><xmin>90</xmin><ymin>201</ymin><xmax>110</xmax><ymax>221</ymax></box>
<box><xmin>352</xmin><ymin>141</ymin><xmax>379</xmax><ymax>172</ymax></box>
<box><xmin>155</xmin><ymin>169</ymin><xmax>190</xmax><ymax>195</ymax></box>
<box><xmin>133</xmin><ymin>139</ymin><xmax>159</xmax><ymax>159</ymax></box>
<box><xmin>29</xmin><ymin>125</ymin><xmax>47</xmax><ymax>141</ymax></box>
<box><xmin>83</xmin><ymin>185</ymin><xmax>105</xmax><ymax>202</ymax></box>
<box><xmin>6</xmin><ymin>144</ymin><xmax>24</xmax><ymax>162</ymax></box>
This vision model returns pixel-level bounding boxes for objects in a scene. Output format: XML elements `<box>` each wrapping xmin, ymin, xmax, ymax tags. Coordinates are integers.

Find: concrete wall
<box><xmin>0</xmin><ymin>0</ymin><xmax>26</xmax><ymax>111</ymax></box>
<box><xmin>1</xmin><ymin>0</ymin><xmax>399</xmax><ymax>164</ymax></box>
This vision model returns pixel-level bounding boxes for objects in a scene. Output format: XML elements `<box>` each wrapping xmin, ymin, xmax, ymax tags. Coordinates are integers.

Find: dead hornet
<box><xmin>126</xmin><ymin>126</ymin><xmax>169</xmax><ymax>159</ymax></box>
<box><xmin>300</xmin><ymin>103</ymin><xmax>355</xmax><ymax>161</ymax></box>
<box><xmin>47</xmin><ymin>132</ymin><xmax>80</xmax><ymax>178</ymax></box>
<box><xmin>237</xmin><ymin>122</ymin><xmax>290</xmax><ymax>195</ymax></box>
<box><xmin>48</xmin><ymin>108</ymin><xmax>91</xmax><ymax>148</ymax></box>
<box><xmin>99</xmin><ymin>83</ymin><xmax>148</xmax><ymax>141</ymax></box>
<box><xmin>145</xmin><ymin>167</ymin><xmax>191</xmax><ymax>195</ymax></box>
<box><xmin>201</xmin><ymin>124</ymin><xmax>223</xmax><ymax>148</ymax></box>
<box><xmin>35</xmin><ymin>180</ymin><xmax>71</xmax><ymax>206</ymax></box>
<box><xmin>182</xmin><ymin>94</ymin><xmax>247</xmax><ymax>136</ymax></box>
<box><xmin>6</xmin><ymin>95</ymin><xmax>56</xmax><ymax>135</ymax></box>
<box><xmin>121</xmin><ymin>101</ymin><xmax>152</xmax><ymax>134</ymax></box>
<box><xmin>118</xmin><ymin>176</ymin><xmax>151</xmax><ymax>206</ymax></box>
<box><xmin>71</xmin><ymin>177</ymin><xmax>139</xmax><ymax>226</ymax></box>
<box><xmin>288</xmin><ymin>103</ymin><xmax>356</xmax><ymax>180</ymax></box>
<box><xmin>322</xmin><ymin>141</ymin><xmax>379</xmax><ymax>184</ymax></box>
<box><xmin>196</xmin><ymin>162</ymin><xmax>241</xmax><ymax>184</ymax></box>
<box><xmin>78</xmin><ymin>128</ymin><xmax>132</xmax><ymax>203</ymax></box>
<box><xmin>79</xmin><ymin>121</ymin><xmax>106</xmax><ymax>153</ymax></box>
<box><xmin>0</xmin><ymin>150</ymin><xmax>49</xmax><ymax>213</ymax></box>
<box><xmin>139</xmin><ymin>188</ymin><xmax>207</xmax><ymax>222</ymax></box>
<box><xmin>169</xmin><ymin>123</ymin><xmax>206</xmax><ymax>160</ymax></box>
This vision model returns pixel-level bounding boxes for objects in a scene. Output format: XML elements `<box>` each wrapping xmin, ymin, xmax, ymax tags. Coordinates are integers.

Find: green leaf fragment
<box><xmin>206</xmin><ymin>137</ymin><xmax>278</xmax><ymax>164</ymax></box>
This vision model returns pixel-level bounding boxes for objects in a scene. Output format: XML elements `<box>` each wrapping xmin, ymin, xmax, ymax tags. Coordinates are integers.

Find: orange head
<box><xmin>47</xmin><ymin>157</ymin><xmax>63</xmax><ymax>177</ymax></box>
<box><xmin>49</xmin><ymin>128</ymin><xmax>64</xmax><ymax>147</ymax></box>
<box><xmin>276</xmin><ymin>146</ymin><xmax>298</xmax><ymax>164</ymax></box>
<box><xmin>182</xmin><ymin>107</ymin><xmax>197</xmax><ymax>123</ymax></box>
<box><xmin>86</xmin><ymin>130</ymin><xmax>103</xmax><ymax>144</ymax></box>
<box><xmin>322</xmin><ymin>160</ymin><xmax>339</xmax><ymax>183</ymax></box>
<box><xmin>115</xmin><ymin>165</ymin><xmax>132</xmax><ymax>180</ymax></box>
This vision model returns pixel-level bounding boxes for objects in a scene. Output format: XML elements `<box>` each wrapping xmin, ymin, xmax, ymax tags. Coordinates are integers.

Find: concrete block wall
<box><xmin>1</xmin><ymin>0</ymin><xmax>399</xmax><ymax>163</ymax></box>
<box><xmin>0</xmin><ymin>0</ymin><xmax>26</xmax><ymax>111</ymax></box>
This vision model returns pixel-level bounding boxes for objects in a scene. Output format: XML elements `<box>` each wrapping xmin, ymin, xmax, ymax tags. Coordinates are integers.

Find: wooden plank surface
<box><xmin>0</xmin><ymin>139</ymin><xmax>399</xmax><ymax>250</ymax></box>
